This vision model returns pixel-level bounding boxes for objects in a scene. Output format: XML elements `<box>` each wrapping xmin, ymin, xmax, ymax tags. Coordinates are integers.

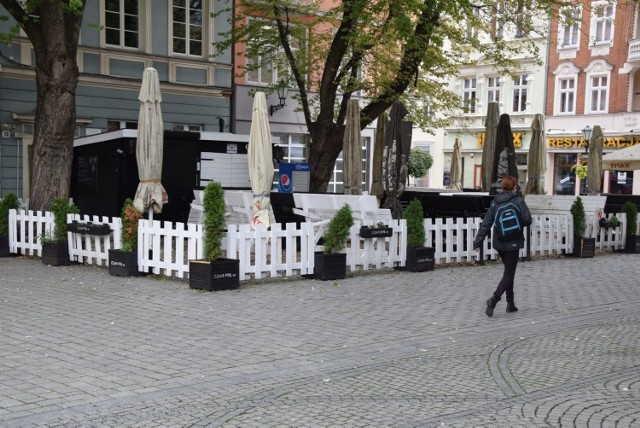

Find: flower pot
<box><xmin>42</xmin><ymin>241</ymin><xmax>71</xmax><ymax>266</ymax></box>
<box><xmin>189</xmin><ymin>258</ymin><xmax>240</xmax><ymax>291</ymax></box>
<box><xmin>625</xmin><ymin>235</ymin><xmax>640</xmax><ymax>253</ymax></box>
<box><xmin>573</xmin><ymin>237</ymin><xmax>595</xmax><ymax>258</ymax></box>
<box><xmin>359</xmin><ymin>226</ymin><xmax>393</xmax><ymax>238</ymax></box>
<box><xmin>108</xmin><ymin>249</ymin><xmax>142</xmax><ymax>277</ymax></box>
<box><xmin>0</xmin><ymin>234</ymin><xmax>11</xmax><ymax>257</ymax></box>
<box><xmin>404</xmin><ymin>247</ymin><xmax>435</xmax><ymax>272</ymax></box>
<box><xmin>314</xmin><ymin>252</ymin><xmax>347</xmax><ymax>281</ymax></box>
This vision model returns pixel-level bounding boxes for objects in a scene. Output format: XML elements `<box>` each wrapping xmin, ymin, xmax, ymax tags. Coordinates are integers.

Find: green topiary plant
<box><xmin>0</xmin><ymin>193</ymin><xmax>19</xmax><ymax>236</ymax></box>
<box><xmin>121</xmin><ymin>198</ymin><xmax>143</xmax><ymax>252</ymax></box>
<box><xmin>323</xmin><ymin>204</ymin><xmax>354</xmax><ymax>254</ymax></box>
<box><xmin>203</xmin><ymin>181</ymin><xmax>226</xmax><ymax>261</ymax></box>
<box><xmin>622</xmin><ymin>201</ymin><xmax>638</xmax><ymax>236</ymax></box>
<box><xmin>404</xmin><ymin>198</ymin><xmax>425</xmax><ymax>248</ymax></box>
<box><xmin>408</xmin><ymin>148</ymin><xmax>434</xmax><ymax>178</ymax></box>
<box><xmin>570</xmin><ymin>196</ymin><xmax>586</xmax><ymax>239</ymax></box>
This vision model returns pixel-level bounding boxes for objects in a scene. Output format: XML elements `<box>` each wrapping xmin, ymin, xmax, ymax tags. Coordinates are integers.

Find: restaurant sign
<box><xmin>476</xmin><ymin>132</ymin><xmax>523</xmax><ymax>148</ymax></box>
<box><xmin>547</xmin><ymin>136</ymin><xmax>640</xmax><ymax>150</ymax></box>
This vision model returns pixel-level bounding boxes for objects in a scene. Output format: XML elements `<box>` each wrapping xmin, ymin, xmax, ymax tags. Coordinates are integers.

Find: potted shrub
<box><xmin>41</xmin><ymin>197</ymin><xmax>79</xmax><ymax>266</ymax></box>
<box><xmin>0</xmin><ymin>193</ymin><xmax>20</xmax><ymax>257</ymax></box>
<box><xmin>314</xmin><ymin>204</ymin><xmax>354</xmax><ymax>280</ymax></box>
<box><xmin>402</xmin><ymin>198</ymin><xmax>434</xmax><ymax>271</ymax></box>
<box><xmin>570</xmin><ymin>196</ymin><xmax>595</xmax><ymax>258</ymax></box>
<box><xmin>622</xmin><ymin>201</ymin><xmax>640</xmax><ymax>253</ymax></box>
<box><xmin>109</xmin><ymin>198</ymin><xmax>143</xmax><ymax>276</ymax></box>
<box><xmin>189</xmin><ymin>181</ymin><xmax>240</xmax><ymax>291</ymax></box>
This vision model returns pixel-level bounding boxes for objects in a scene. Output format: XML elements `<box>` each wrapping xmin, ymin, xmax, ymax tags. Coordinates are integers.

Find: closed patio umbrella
<box><xmin>524</xmin><ymin>113</ymin><xmax>547</xmax><ymax>195</ymax></box>
<box><xmin>491</xmin><ymin>113</ymin><xmax>519</xmax><ymax>194</ymax></box>
<box><xmin>343</xmin><ymin>99</ymin><xmax>362</xmax><ymax>195</ymax></box>
<box><xmin>586</xmin><ymin>125</ymin><xmax>604</xmax><ymax>194</ymax></box>
<box><xmin>448</xmin><ymin>138</ymin><xmax>463</xmax><ymax>191</ymax></box>
<box><xmin>133</xmin><ymin>67</ymin><xmax>168</xmax><ymax>217</ymax></box>
<box><xmin>382</xmin><ymin>101</ymin><xmax>412</xmax><ymax>218</ymax></box>
<box><xmin>482</xmin><ymin>102</ymin><xmax>499</xmax><ymax>191</ymax></box>
<box><xmin>248</xmin><ymin>92</ymin><xmax>275</xmax><ymax>229</ymax></box>
<box><xmin>369</xmin><ymin>112</ymin><xmax>387</xmax><ymax>203</ymax></box>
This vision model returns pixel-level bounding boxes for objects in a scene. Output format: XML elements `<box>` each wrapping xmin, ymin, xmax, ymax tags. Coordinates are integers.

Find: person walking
<box><xmin>474</xmin><ymin>176</ymin><xmax>532</xmax><ymax>317</ymax></box>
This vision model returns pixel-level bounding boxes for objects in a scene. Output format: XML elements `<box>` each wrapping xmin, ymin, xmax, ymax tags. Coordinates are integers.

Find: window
<box><xmin>490</xmin><ymin>2</ymin><xmax>505</xmax><ymax>40</ymax></box>
<box><xmin>512</xmin><ymin>75</ymin><xmax>527</xmax><ymax>113</ymax></box>
<box><xmin>105</xmin><ymin>0</ymin><xmax>139</xmax><ymax>48</ymax></box>
<box><xmin>173</xmin><ymin>124</ymin><xmax>203</xmax><ymax>132</ymax></box>
<box><xmin>590</xmin><ymin>76</ymin><xmax>608</xmax><ymax>112</ymax></box>
<box><xmin>558</xmin><ymin>77</ymin><xmax>576</xmax><ymax>114</ymax></box>
<box><xmin>327</xmin><ymin>137</ymin><xmax>370</xmax><ymax>193</ymax></box>
<box><xmin>593</xmin><ymin>2</ymin><xmax>614</xmax><ymax>43</ymax></box>
<box><xmin>559</xmin><ymin>6</ymin><xmax>580</xmax><ymax>48</ymax></box>
<box><xmin>463</xmin><ymin>77</ymin><xmax>477</xmax><ymax>113</ymax></box>
<box><xmin>486</xmin><ymin>77</ymin><xmax>500</xmax><ymax>103</ymax></box>
<box><xmin>172</xmin><ymin>0</ymin><xmax>203</xmax><ymax>56</ymax></box>
<box><xmin>584</xmin><ymin>60</ymin><xmax>612</xmax><ymax>114</ymax></box>
<box><xmin>465</xmin><ymin>8</ymin><xmax>479</xmax><ymax>39</ymax></box>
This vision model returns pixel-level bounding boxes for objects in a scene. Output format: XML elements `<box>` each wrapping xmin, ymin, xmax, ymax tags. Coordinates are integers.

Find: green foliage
<box><xmin>323</xmin><ymin>204</ymin><xmax>354</xmax><ymax>254</ymax></box>
<box><xmin>570</xmin><ymin>196</ymin><xmax>586</xmax><ymax>239</ymax></box>
<box><xmin>622</xmin><ymin>201</ymin><xmax>638</xmax><ymax>236</ymax></box>
<box><xmin>606</xmin><ymin>215</ymin><xmax>620</xmax><ymax>228</ymax></box>
<box><xmin>403</xmin><ymin>198</ymin><xmax>425</xmax><ymax>248</ymax></box>
<box><xmin>49</xmin><ymin>197</ymin><xmax>79</xmax><ymax>243</ymax></box>
<box><xmin>203</xmin><ymin>181</ymin><xmax>226</xmax><ymax>261</ymax></box>
<box><xmin>572</xmin><ymin>163</ymin><xmax>587</xmax><ymax>179</ymax></box>
<box><xmin>121</xmin><ymin>198</ymin><xmax>142</xmax><ymax>252</ymax></box>
<box><xmin>408</xmin><ymin>148</ymin><xmax>433</xmax><ymax>178</ymax></box>
<box><xmin>0</xmin><ymin>193</ymin><xmax>19</xmax><ymax>236</ymax></box>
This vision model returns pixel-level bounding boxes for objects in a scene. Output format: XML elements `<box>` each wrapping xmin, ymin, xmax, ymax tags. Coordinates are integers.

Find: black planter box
<box><xmin>42</xmin><ymin>241</ymin><xmax>71</xmax><ymax>266</ymax></box>
<box><xmin>108</xmin><ymin>249</ymin><xmax>142</xmax><ymax>277</ymax></box>
<box><xmin>0</xmin><ymin>235</ymin><xmax>11</xmax><ymax>257</ymax></box>
<box><xmin>314</xmin><ymin>252</ymin><xmax>347</xmax><ymax>281</ymax></box>
<box><xmin>404</xmin><ymin>247</ymin><xmax>435</xmax><ymax>272</ymax></box>
<box><xmin>573</xmin><ymin>237</ymin><xmax>595</xmax><ymax>258</ymax></box>
<box><xmin>67</xmin><ymin>221</ymin><xmax>111</xmax><ymax>236</ymax></box>
<box><xmin>359</xmin><ymin>227</ymin><xmax>393</xmax><ymax>238</ymax></box>
<box><xmin>189</xmin><ymin>258</ymin><xmax>240</xmax><ymax>291</ymax></box>
<box><xmin>625</xmin><ymin>235</ymin><xmax>640</xmax><ymax>253</ymax></box>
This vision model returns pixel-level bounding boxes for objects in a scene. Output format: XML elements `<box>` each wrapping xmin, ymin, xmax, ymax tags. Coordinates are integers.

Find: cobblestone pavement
<box><xmin>1</xmin><ymin>252</ymin><xmax>639</xmax><ymax>427</ymax></box>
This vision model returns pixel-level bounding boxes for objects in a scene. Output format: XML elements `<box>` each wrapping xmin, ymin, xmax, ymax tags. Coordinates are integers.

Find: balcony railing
<box><xmin>628</xmin><ymin>39</ymin><xmax>640</xmax><ymax>63</ymax></box>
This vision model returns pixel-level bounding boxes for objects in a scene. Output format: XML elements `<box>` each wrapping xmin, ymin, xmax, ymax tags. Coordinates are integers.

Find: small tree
<box><xmin>203</xmin><ymin>181</ymin><xmax>226</xmax><ymax>261</ymax></box>
<box><xmin>570</xmin><ymin>196</ymin><xmax>586</xmax><ymax>239</ymax></box>
<box><xmin>0</xmin><ymin>193</ymin><xmax>19</xmax><ymax>236</ymax></box>
<box><xmin>323</xmin><ymin>204</ymin><xmax>354</xmax><ymax>254</ymax></box>
<box><xmin>408</xmin><ymin>149</ymin><xmax>434</xmax><ymax>179</ymax></box>
<box><xmin>49</xmin><ymin>197</ymin><xmax>79</xmax><ymax>243</ymax></box>
<box><xmin>404</xmin><ymin>198</ymin><xmax>425</xmax><ymax>248</ymax></box>
<box><xmin>622</xmin><ymin>201</ymin><xmax>638</xmax><ymax>236</ymax></box>
<box><xmin>120</xmin><ymin>198</ymin><xmax>143</xmax><ymax>252</ymax></box>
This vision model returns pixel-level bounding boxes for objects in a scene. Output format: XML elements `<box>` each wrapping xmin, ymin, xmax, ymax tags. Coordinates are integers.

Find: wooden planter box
<box><xmin>625</xmin><ymin>235</ymin><xmax>640</xmax><ymax>253</ymax></box>
<box><xmin>42</xmin><ymin>241</ymin><xmax>71</xmax><ymax>266</ymax></box>
<box><xmin>314</xmin><ymin>252</ymin><xmax>347</xmax><ymax>281</ymax></box>
<box><xmin>573</xmin><ymin>237</ymin><xmax>595</xmax><ymax>258</ymax></box>
<box><xmin>108</xmin><ymin>249</ymin><xmax>142</xmax><ymax>277</ymax></box>
<box><xmin>0</xmin><ymin>235</ymin><xmax>11</xmax><ymax>257</ymax></box>
<box><xmin>359</xmin><ymin>227</ymin><xmax>393</xmax><ymax>238</ymax></box>
<box><xmin>404</xmin><ymin>247</ymin><xmax>435</xmax><ymax>272</ymax></box>
<box><xmin>189</xmin><ymin>258</ymin><xmax>240</xmax><ymax>291</ymax></box>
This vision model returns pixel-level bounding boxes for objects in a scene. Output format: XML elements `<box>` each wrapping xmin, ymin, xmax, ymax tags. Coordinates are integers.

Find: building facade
<box><xmin>0</xmin><ymin>1</ymin><xmax>233</xmax><ymax>199</ymax></box>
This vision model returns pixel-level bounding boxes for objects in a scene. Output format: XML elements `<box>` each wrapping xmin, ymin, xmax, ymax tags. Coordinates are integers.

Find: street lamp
<box><xmin>581</xmin><ymin>125</ymin><xmax>592</xmax><ymax>154</ymax></box>
<box><xmin>270</xmin><ymin>79</ymin><xmax>289</xmax><ymax>116</ymax></box>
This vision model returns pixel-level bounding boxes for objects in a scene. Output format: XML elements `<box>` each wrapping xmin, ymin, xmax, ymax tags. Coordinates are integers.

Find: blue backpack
<box><xmin>493</xmin><ymin>202</ymin><xmax>523</xmax><ymax>241</ymax></box>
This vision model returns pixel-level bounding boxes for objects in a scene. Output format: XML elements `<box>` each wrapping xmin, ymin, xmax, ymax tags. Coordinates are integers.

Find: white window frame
<box><xmin>557</xmin><ymin>5</ymin><xmax>581</xmax><ymax>49</ymax></box>
<box><xmin>104</xmin><ymin>0</ymin><xmax>139</xmax><ymax>49</ymax></box>
<box><xmin>512</xmin><ymin>75</ymin><xmax>528</xmax><ymax>113</ymax></box>
<box><xmin>462</xmin><ymin>77</ymin><xmax>477</xmax><ymax>114</ymax></box>
<box><xmin>590</xmin><ymin>1</ymin><xmax>615</xmax><ymax>46</ymax></box>
<box><xmin>584</xmin><ymin>60</ymin><xmax>613</xmax><ymax>114</ymax></box>
<box><xmin>169</xmin><ymin>0</ymin><xmax>212</xmax><ymax>58</ymax></box>
<box><xmin>486</xmin><ymin>76</ymin><xmax>501</xmax><ymax>104</ymax></box>
<box><xmin>552</xmin><ymin>63</ymin><xmax>580</xmax><ymax>116</ymax></box>
<box><xmin>100</xmin><ymin>0</ymin><xmax>146</xmax><ymax>51</ymax></box>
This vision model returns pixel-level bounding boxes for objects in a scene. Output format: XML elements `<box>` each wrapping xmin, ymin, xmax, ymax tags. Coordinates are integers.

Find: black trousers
<box><xmin>493</xmin><ymin>250</ymin><xmax>519</xmax><ymax>303</ymax></box>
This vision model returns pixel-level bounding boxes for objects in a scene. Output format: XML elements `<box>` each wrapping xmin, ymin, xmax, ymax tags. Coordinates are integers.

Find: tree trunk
<box><xmin>307</xmin><ymin>123</ymin><xmax>345</xmax><ymax>192</ymax></box>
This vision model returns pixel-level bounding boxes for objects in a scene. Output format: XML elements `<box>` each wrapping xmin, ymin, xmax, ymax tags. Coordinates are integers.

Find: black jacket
<box><xmin>474</xmin><ymin>192</ymin><xmax>532</xmax><ymax>252</ymax></box>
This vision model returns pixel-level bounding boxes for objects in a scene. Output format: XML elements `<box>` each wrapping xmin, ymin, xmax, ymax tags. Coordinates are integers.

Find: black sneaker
<box><xmin>506</xmin><ymin>302</ymin><xmax>519</xmax><ymax>313</ymax></box>
<box><xmin>486</xmin><ymin>298</ymin><xmax>496</xmax><ymax>317</ymax></box>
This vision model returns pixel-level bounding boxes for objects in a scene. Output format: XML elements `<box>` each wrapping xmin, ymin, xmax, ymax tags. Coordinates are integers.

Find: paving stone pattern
<box><xmin>0</xmin><ymin>253</ymin><xmax>639</xmax><ymax>427</ymax></box>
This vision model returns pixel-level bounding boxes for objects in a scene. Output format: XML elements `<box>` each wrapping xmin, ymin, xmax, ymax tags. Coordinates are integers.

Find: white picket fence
<box><xmin>5</xmin><ymin>208</ymin><xmax>630</xmax><ymax>281</ymax></box>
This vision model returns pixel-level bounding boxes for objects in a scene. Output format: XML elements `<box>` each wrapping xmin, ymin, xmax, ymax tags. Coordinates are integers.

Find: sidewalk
<box><xmin>1</xmin><ymin>253</ymin><xmax>639</xmax><ymax>427</ymax></box>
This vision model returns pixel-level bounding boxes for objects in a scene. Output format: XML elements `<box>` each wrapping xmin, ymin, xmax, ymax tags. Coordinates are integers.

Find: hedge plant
<box><xmin>323</xmin><ymin>204</ymin><xmax>354</xmax><ymax>254</ymax></box>
<box><xmin>404</xmin><ymin>198</ymin><xmax>425</xmax><ymax>248</ymax></box>
<box><xmin>570</xmin><ymin>196</ymin><xmax>586</xmax><ymax>239</ymax></box>
<box><xmin>0</xmin><ymin>193</ymin><xmax>19</xmax><ymax>236</ymax></box>
<box><xmin>203</xmin><ymin>181</ymin><xmax>226</xmax><ymax>261</ymax></box>
<box><xmin>121</xmin><ymin>198</ymin><xmax>143</xmax><ymax>252</ymax></box>
<box><xmin>49</xmin><ymin>197</ymin><xmax>79</xmax><ymax>243</ymax></box>
<box><xmin>622</xmin><ymin>201</ymin><xmax>638</xmax><ymax>236</ymax></box>
<box><xmin>408</xmin><ymin>148</ymin><xmax>434</xmax><ymax>178</ymax></box>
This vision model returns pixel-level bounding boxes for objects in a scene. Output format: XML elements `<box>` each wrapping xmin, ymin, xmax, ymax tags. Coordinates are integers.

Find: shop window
<box><xmin>554</xmin><ymin>153</ymin><xmax>577</xmax><ymax>195</ymax></box>
<box><xmin>608</xmin><ymin>171</ymin><xmax>633</xmax><ymax>195</ymax></box>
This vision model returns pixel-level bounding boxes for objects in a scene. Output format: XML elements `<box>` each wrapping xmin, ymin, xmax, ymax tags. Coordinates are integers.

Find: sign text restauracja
<box><xmin>547</xmin><ymin>136</ymin><xmax>640</xmax><ymax>149</ymax></box>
